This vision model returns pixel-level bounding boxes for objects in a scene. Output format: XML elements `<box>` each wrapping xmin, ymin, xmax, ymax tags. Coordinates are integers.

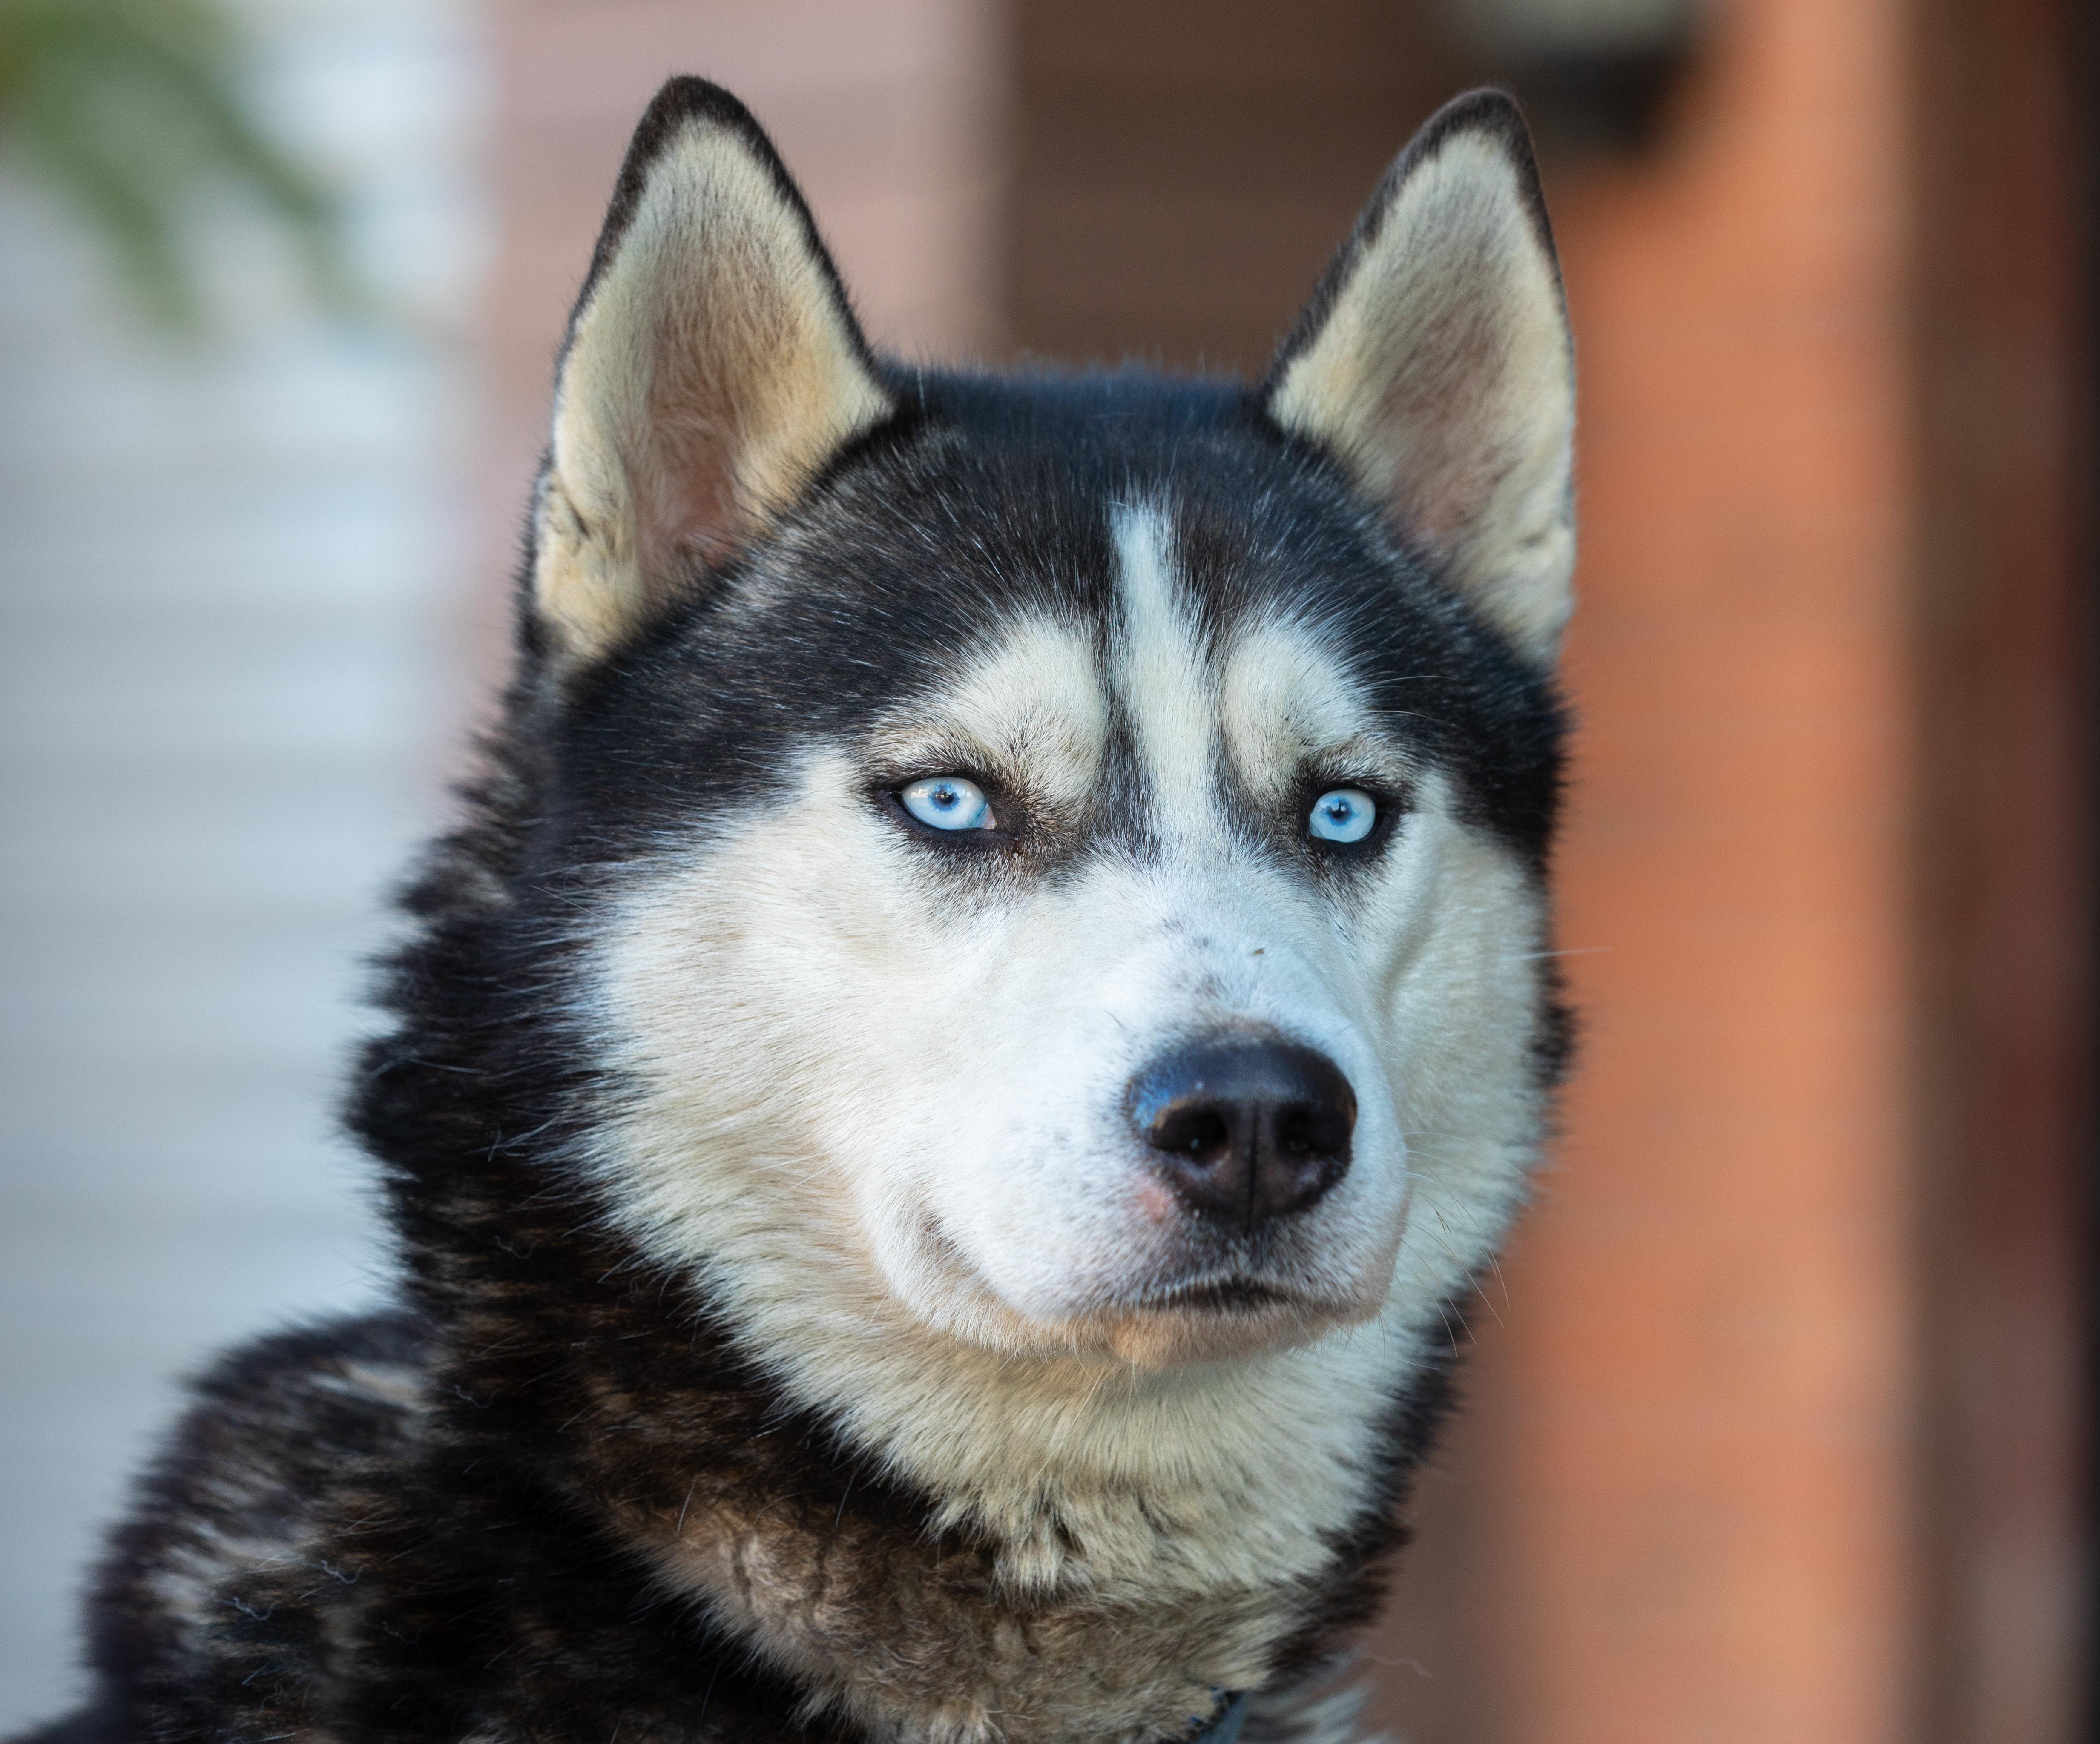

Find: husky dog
<box><xmin>20</xmin><ymin>77</ymin><xmax>1575</xmax><ymax>1744</ymax></box>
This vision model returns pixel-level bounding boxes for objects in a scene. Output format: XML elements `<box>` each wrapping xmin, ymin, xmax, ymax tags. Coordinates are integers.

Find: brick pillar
<box><xmin>1483</xmin><ymin>1</ymin><xmax>1919</xmax><ymax>1737</ymax></box>
<box><xmin>1470</xmin><ymin>0</ymin><xmax>2091</xmax><ymax>1738</ymax></box>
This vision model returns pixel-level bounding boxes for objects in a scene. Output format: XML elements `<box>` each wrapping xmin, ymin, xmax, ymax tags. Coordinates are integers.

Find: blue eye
<box><xmin>900</xmin><ymin>775</ymin><xmax>994</xmax><ymax>832</ymax></box>
<box><xmin>1307</xmin><ymin>787</ymin><xmax>1376</xmax><ymax>845</ymax></box>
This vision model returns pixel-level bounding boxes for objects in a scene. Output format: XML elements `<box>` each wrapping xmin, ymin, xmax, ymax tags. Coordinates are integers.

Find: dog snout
<box><xmin>1129</xmin><ymin>1036</ymin><xmax>1356</xmax><ymax>1231</ymax></box>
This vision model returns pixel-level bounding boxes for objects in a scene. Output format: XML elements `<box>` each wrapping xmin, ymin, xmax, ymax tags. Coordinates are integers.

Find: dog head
<box><xmin>520</xmin><ymin>82</ymin><xmax>1573</xmax><ymax>1389</ymax></box>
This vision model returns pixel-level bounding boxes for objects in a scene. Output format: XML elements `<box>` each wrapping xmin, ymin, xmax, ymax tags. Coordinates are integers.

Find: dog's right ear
<box><xmin>532</xmin><ymin>79</ymin><xmax>893</xmax><ymax>665</ymax></box>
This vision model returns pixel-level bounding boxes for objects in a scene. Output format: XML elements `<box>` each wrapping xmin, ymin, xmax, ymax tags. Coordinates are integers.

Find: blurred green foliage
<box><xmin>0</xmin><ymin>0</ymin><xmax>362</xmax><ymax>330</ymax></box>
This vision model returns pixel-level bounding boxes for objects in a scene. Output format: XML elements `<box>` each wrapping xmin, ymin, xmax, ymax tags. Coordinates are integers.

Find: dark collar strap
<box><xmin>1189</xmin><ymin>1693</ymin><xmax>1249</xmax><ymax>1744</ymax></box>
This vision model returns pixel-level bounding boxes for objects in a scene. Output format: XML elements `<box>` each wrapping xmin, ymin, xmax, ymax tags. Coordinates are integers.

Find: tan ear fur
<box><xmin>535</xmin><ymin>80</ymin><xmax>892</xmax><ymax>664</ymax></box>
<box><xmin>1267</xmin><ymin>92</ymin><xmax>1576</xmax><ymax>665</ymax></box>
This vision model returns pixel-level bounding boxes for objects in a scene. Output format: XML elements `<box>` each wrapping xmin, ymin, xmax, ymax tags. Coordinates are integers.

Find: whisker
<box><xmin>1427</xmin><ymin>1203</ymin><xmax>1503</xmax><ymax>1328</ymax></box>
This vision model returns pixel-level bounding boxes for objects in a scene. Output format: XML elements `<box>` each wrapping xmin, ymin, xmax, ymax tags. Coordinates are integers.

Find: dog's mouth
<box><xmin>896</xmin><ymin>1205</ymin><xmax>1397</xmax><ymax>1368</ymax></box>
<box><xmin>1092</xmin><ymin>1273</ymin><xmax>1363</xmax><ymax>1367</ymax></box>
<box><xmin>1133</xmin><ymin>1276</ymin><xmax>1298</xmax><ymax>1315</ymax></box>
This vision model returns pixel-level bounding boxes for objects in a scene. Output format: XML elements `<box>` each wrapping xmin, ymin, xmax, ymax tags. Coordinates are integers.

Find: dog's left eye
<box><xmin>900</xmin><ymin>776</ymin><xmax>994</xmax><ymax>832</ymax></box>
<box><xmin>1307</xmin><ymin>788</ymin><xmax>1376</xmax><ymax>844</ymax></box>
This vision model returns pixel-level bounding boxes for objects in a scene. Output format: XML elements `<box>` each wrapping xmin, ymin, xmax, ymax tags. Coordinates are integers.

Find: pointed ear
<box><xmin>532</xmin><ymin>79</ymin><xmax>893</xmax><ymax>664</ymax></box>
<box><xmin>1265</xmin><ymin>91</ymin><xmax>1576</xmax><ymax>665</ymax></box>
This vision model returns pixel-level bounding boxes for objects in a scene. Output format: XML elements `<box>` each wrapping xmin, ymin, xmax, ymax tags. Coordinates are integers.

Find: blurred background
<box><xmin>0</xmin><ymin>2</ymin><xmax>2089</xmax><ymax>1740</ymax></box>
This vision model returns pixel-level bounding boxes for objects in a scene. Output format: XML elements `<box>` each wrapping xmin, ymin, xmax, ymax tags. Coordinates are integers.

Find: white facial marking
<box><xmin>865</xmin><ymin>612</ymin><xmax>1107</xmax><ymax>820</ymax></box>
<box><xmin>1218</xmin><ymin>613</ymin><xmax>1410</xmax><ymax>804</ymax></box>
<box><xmin>1111</xmin><ymin>502</ymin><xmax>1219</xmax><ymax>845</ymax></box>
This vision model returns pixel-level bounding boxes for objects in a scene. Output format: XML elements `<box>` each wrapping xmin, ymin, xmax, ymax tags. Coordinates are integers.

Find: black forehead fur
<box><xmin>547</xmin><ymin>365</ymin><xmax>1566</xmax><ymax>880</ymax></box>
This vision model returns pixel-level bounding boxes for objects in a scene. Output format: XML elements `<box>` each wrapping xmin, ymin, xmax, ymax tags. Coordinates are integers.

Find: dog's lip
<box><xmin>1128</xmin><ymin>1276</ymin><xmax>1310</xmax><ymax>1315</ymax></box>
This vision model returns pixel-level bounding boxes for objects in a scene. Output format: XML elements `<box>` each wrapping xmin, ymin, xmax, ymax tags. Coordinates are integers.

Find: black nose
<box><xmin>1129</xmin><ymin>1036</ymin><xmax>1356</xmax><ymax>1230</ymax></box>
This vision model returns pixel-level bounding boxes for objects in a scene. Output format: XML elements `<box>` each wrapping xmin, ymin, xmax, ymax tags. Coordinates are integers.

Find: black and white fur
<box><xmin>17</xmin><ymin>79</ymin><xmax>1575</xmax><ymax>1744</ymax></box>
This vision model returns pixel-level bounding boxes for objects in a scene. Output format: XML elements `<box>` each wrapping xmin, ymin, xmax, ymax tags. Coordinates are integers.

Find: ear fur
<box><xmin>1266</xmin><ymin>91</ymin><xmax>1576</xmax><ymax>665</ymax></box>
<box><xmin>534</xmin><ymin>79</ymin><xmax>893</xmax><ymax>664</ymax></box>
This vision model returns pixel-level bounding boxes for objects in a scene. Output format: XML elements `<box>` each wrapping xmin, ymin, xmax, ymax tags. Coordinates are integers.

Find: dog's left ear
<box><xmin>533</xmin><ymin>78</ymin><xmax>893</xmax><ymax>666</ymax></box>
<box><xmin>1265</xmin><ymin>91</ymin><xmax>1575</xmax><ymax>666</ymax></box>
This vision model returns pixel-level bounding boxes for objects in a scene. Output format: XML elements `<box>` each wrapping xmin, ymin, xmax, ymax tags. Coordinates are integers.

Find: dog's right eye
<box><xmin>1307</xmin><ymin>787</ymin><xmax>1377</xmax><ymax>845</ymax></box>
<box><xmin>899</xmin><ymin>776</ymin><xmax>994</xmax><ymax>832</ymax></box>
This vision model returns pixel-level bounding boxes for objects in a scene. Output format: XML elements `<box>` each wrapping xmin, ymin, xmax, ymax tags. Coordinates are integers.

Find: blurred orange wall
<box><xmin>1488</xmin><ymin>0</ymin><xmax>2090</xmax><ymax>1738</ymax></box>
<box><xmin>1490</xmin><ymin>0</ymin><xmax>1919</xmax><ymax>1736</ymax></box>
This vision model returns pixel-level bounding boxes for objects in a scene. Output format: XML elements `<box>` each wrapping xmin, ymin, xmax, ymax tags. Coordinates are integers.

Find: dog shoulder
<box><xmin>79</xmin><ymin>1314</ymin><xmax>431</xmax><ymax>1730</ymax></box>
